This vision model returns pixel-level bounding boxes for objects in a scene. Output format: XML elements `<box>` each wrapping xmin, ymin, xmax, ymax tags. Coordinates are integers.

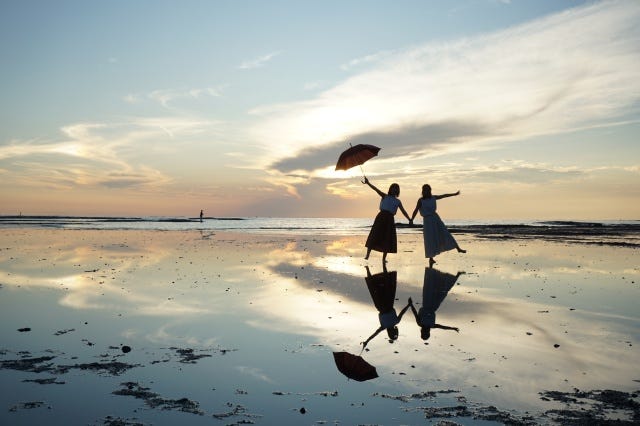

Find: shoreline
<box><xmin>1</xmin><ymin>228</ymin><xmax>638</xmax><ymax>425</ymax></box>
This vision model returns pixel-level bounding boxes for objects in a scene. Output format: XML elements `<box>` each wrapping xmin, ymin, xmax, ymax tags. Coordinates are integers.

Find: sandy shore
<box><xmin>1</xmin><ymin>228</ymin><xmax>638</xmax><ymax>425</ymax></box>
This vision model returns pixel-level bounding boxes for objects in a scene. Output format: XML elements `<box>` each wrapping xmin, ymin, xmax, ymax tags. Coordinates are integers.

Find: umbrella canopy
<box><xmin>335</xmin><ymin>144</ymin><xmax>380</xmax><ymax>171</ymax></box>
<box><xmin>332</xmin><ymin>351</ymin><xmax>379</xmax><ymax>382</ymax></box>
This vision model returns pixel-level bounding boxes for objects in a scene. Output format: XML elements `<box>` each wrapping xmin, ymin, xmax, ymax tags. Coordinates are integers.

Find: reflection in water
<box><xmin>332</xmin><ymin>351</ymin><xmax>379</xmax><ymax>382</ymax></box>
<box><xmin>409</xmin><ymin>266</ymin><xmax>464</xmax><ymax>341</ymax></box>
<box><xmin>3</xmin><ymin>229</ymin><xmax>638</xmax><ymax>423</ymax></box>
<box><xmin>361</xmin><ymin>265</ymin><xmax>411</xmax><ymax>349</ymax></box>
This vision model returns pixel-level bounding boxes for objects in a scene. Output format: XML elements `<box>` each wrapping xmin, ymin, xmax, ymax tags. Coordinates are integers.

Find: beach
<box><xmin>1</xmin><ymin>226</ymin><xmax>638</xmax><ymax>425</ymax></box>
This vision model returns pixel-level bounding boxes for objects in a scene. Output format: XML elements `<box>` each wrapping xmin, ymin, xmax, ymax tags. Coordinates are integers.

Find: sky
<box><xmin>1</xmin><ymin>0</ymin><xmax>639</xmax><ymax>220</ymax></box>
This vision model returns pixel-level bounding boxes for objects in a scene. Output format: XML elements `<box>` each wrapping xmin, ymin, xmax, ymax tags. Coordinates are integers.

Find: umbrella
<box><xmin>332</xmin><ymin>351</ymin><xmax>379</xmax><ymax>382</ymax></box>
<box><xmin>335</xmin><ymin>144</ymin><xmax>380</xmax><ymax>175</ymax></box>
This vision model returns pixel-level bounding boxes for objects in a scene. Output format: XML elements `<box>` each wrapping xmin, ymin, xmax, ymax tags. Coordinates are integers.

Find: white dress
<box><xmin>419</xmin><ymin>197</ymin><xmax>458</xmax><ymax>258</ymax></box>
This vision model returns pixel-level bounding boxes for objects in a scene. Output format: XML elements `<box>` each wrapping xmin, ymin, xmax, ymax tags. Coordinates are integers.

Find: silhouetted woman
<box><xmin>361</xmin><ymin>265</ymin><xmax>411</xmax><ymax>348</ymax></box>
<box><xmin>409</xmin><ymin>266</ymin><xmax>463</xmax><ymax>340</ymax></box>
<box><xmin>363</xmin><ymin>177</ymin><xmax>411</xmax><ymax>263</ymax></box>
<box><xmin>410</xmin><ymin>184</ymin><xmax>465</xmax><ymax>265</ymax></box>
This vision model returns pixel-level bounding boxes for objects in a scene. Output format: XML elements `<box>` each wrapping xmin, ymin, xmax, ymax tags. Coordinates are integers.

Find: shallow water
<box><xmin>0</xmin><ymin>229</ymin><xmax>638</xmax><ymax>425</ymax></box>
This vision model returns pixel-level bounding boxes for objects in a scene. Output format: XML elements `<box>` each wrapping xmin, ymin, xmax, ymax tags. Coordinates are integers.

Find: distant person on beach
<box><xmin>199</xmin><ymin>210</ymin><xmax>203</xmax><ymax>222</ymax></box>
<box><xmin>409</xmin><ymin>266</ymin><xmax>464</xmax><ymax>341</ymax></box>
<box><xmin>362</xmin><ymin>177</ymin><xmax>411</xmax><ymax>263</ymax></box>
<box><xmin>361</xmin><ymin>265</ymin><xmax>412</xmax><ymax>348</ymax></box>
<box><xmin>409</xmin><ymin>184</ymin><xmax>465</xmax><ymax>266</ymax></box>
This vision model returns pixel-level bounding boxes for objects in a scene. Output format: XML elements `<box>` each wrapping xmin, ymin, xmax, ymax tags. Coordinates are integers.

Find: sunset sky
<box><xmin>1</xmin><ymin>0</ymin><xmax>639</xmax><ymax>220</ymax></box>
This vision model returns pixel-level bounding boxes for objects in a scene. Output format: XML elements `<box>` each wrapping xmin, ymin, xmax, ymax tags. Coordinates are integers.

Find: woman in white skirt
<box><xmin>410</xmin><ymin>184</ymin><xmax>466</xmax><ymax>265</ymax></box>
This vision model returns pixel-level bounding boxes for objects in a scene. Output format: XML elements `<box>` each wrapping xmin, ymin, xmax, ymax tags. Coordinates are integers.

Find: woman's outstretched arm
<box><xmin>434</xmin><ymin>190</ymin><xmax>460</xmax><ymax>200</ymax></box>
<box><xmin>433</xmin><ymin>323</ymin><xmax>459</xmax><ymax>332</ymax></box>
<box><xmin>361</xmin><ymin>326</ymin><xmax>384</xmax><ymax>349</ymax></box>
<box><xmin>362</xmin><ymin>177</ymin><xmax>386</xmax><ymax>198</ymax></box>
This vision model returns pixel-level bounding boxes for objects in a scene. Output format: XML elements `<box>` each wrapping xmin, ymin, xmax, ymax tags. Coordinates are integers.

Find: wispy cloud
<box><xmin>238</xmin><ymin>51</ymin><xmax>282</xmax><ymax>70</ymax></box>
<box><xmin>124</xmin><ymin>87</ymin><xmax>223</xmax><ymax>107</ymax></box>
<box><xmin>250</xmin><ymin>1</ymin><xmax>640</xmax><ymax>178</ymax></box>
<box><xmin>0</xmin><ymin>117</ymin><xmax>217</xmax><ymax>190</ymax></box>
<box><xmin>235</xmin><ymin>366</ymin><xmax>274</xmax><ymax>383</ymax></box>
<box><xmin>340</xmin><ymin>50</ymin><xmax>391</xmax><ymax>71</ymax></box>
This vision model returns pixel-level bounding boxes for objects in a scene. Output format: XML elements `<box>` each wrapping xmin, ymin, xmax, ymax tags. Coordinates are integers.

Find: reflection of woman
<box><xmin>409</xmin><ymin>266</ymin><xmax>463</xmax><ymax>340</ymax></box>
<box><xmin>361</xmin><ymin>265</ymin><xmax>411</xmax><ymax>348</ymax></box>
<box><xmin>363</xmin><ymin>177</ymin><xmax>411</xmax><ymax>263</ymax></box>
<box><xmin>410</xmin><ymin>184</ymin><xmax>465</xmax><ymax>266</ymax></box>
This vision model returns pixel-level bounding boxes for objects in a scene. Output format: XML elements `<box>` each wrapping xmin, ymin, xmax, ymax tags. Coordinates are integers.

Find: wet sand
<box><xmin>1</xmin><ymin>228</ymin><xmax>638</xmax><ymax>425</ymax></box>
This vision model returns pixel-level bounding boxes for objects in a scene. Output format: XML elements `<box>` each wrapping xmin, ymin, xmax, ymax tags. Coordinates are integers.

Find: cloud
<box><xmin>124</xmin><ymin>87</ymin><xmax>223</xmax><ymax>108</ymax></box>
<box><xmin>271</xmin><ymin>121</ymin><xmax>491</xmax><ymax>174</ymax></box>
<box><xmin>238</xmin><ymin>51</ymin><xmax>282</xmax><ymax>69</ymax></box>
<box><xmin>250</xmin><ymin>1</ymin><xmax>640</xmax><ymax>176</ymax></box>
<box><xmin>0</xmin><ymin>118</ymin><xmax>217</xmax><ymax>190</ymax></box>
<box><xmin>340</xmin><ymin>50</ymin><xmax>392</xmax><ymax>71</ymax></box>
<box><xmin>453</xmin><ymin>162</ymin><xmax>585</xmax><ymax>185</ymax></box>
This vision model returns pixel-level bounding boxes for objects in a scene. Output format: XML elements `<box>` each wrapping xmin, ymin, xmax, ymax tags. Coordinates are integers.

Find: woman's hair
<box><xmin>422</xmin><ymin>184</ymin><xmax>432</xmax><ymax>198</ymax></box>
<box><xmin>387</xmin><ymin>326</ymin><xmax>399</xmax><ymax>341</ymax></box>
<box><xmin>388</xmin><ymin>183</ymin><xmax>400</xmax><ymax>196</ymax></box>
<box><xmin>420</xmin><ymin>327</ymin><xmax>431</xmax><ymax>340</ymax></box>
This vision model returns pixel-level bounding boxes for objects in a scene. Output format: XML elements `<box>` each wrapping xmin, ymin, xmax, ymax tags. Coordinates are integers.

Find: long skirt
<box><xmin>365</xmin><ymin>270</ymin><xmax>397</xmax><ymax>313</ymax></box>
<box><xmin>422</xmin><ymin>214</ymin><xmax>458</xmax><ymax>258</ymax></box>
<box><xmin>365</xmin><ymin>211</ymin><xmax>397</xmax><ymax>254</ymax></box>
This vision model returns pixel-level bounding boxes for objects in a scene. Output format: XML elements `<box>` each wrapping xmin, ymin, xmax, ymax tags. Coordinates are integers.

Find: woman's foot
<box><xmin>457</xmin><ymin>247</ymin><xmax>466</xmax><ymax>253</ymax></box>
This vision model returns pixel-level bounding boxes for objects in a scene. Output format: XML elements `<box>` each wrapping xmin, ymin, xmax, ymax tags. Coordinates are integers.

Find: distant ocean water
<box><xmin>0</xmin><ymin>216</ymin><xmax>638</xmax><ymax>239</ymax></box>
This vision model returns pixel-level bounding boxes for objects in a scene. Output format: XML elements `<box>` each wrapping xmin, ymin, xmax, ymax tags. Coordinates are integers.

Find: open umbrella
<box><xmin>332</xmin><ymin>351</ymin><xmax>379</xmax><ymax>382</ymax></box>
<box><xmin>335</xmin><ymin>144</ymin><xmax>380</xmax><ymax>175</ymax></box>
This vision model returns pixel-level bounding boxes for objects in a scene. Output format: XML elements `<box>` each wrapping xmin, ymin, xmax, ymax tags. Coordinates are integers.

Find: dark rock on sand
<box><xmin>1</xmin><ymin>356</ymin><xmax>57</xmax><ymax>373</ymax></box>
<box><xmin>22</xmin><ymin>377</ymin><xmax>65</xmax><ymax>385</ymax></box>
<box><xmin>8</xmin><ymin>401</ymin><xmax>48</xmax><ymax>412</ymax></box>
<box><xmin>113</xmin><ymin>381</ymin><xmax>204</xmax><ymax>415</ymax></box>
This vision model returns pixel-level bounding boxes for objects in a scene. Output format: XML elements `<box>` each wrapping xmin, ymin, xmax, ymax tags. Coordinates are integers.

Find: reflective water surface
<box><xmin>1</xmin><ymin>229</ymin><xmax>638</xmax><ymax>424</ymax></box>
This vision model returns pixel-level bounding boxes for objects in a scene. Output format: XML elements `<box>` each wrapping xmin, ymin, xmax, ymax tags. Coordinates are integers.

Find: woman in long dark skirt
<box><xmin>363</xmin><ymin>177</ymin><xmax>411</xmax><ymax>263</ymax></box>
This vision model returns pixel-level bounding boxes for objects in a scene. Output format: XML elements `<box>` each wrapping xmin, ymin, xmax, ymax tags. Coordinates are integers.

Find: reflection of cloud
<box><xmin>254</xmin><ymin>1</ymin><xmax>640</xmax><ymax>176</ymax></box>
<box><xmin>235</xmin><ymin>366</ymin><xmax>275</xmax><ymax>384</ymax></box>
<box><xmin>0</xmin><ymin>234</ymin><xmax>211</xmax><ymax>316</ymax></box>
<box><xmin>245</xmin><ymin>235</ymin><xmax>640</xmax><ymax>412</ymax></box>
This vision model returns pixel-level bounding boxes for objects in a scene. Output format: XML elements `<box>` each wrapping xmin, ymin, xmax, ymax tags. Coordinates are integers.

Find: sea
<box><xmin>0</xmin><ymin>215</ymin><xmax>638</xmax><ymax>237</ymax></box>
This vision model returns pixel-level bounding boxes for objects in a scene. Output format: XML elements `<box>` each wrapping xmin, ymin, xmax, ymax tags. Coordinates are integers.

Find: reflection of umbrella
<box><xmin>332</xmin><ymin>351</ymin><xmax>379</xmax><ymax>382</ymax></box>
<box><xmin>335</xmin><ymin>144</ymin><xmax>380</xmax><ymax>174</ymax></box>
